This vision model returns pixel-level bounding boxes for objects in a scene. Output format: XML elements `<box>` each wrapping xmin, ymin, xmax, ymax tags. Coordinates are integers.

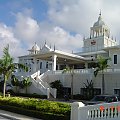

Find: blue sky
<box><xmin>0</xmin><ymin>0</ymin><xmax>120</xmax><ymax>60</ymax></box>
<box><xmin>0</xmin><ymin>0</ymin><xmax>48</xmax><ymax>25</ymax></box>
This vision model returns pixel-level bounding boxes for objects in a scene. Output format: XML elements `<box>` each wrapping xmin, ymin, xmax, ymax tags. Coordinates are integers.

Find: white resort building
<box><xmin>15</xmin><ymin>13</ymin><xmax>120</xmax><ymax>98</ymax></box>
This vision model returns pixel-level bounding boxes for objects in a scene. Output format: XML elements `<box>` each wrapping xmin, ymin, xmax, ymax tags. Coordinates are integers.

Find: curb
<box><xmin>0</xmin><ymin>113</ymin><xmax>19</xmax><ymax>120</ymax></box>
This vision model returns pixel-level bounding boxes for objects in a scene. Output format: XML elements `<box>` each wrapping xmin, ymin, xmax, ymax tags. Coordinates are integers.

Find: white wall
<box><xmin>44</xmin><ymin>72</ymin><xmax>120</xmax><ymax>95</ymax></box>
<box><xmin>109</xmin><ymin>49</ymin><xmax>120</xmax><ymax>69</ymax></box>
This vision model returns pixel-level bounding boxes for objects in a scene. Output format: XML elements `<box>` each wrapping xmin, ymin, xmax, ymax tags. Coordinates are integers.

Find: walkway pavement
<box><xmin>0</xmin><ymin>109</ymin><xmax>41</xmax><ymax>120</ymax></box>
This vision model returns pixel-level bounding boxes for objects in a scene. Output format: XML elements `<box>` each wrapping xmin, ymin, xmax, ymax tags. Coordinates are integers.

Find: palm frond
<box><xmin>17</xmin><ymin>63</ymin><xmax>28</xmax><ymax>72</ymax></box>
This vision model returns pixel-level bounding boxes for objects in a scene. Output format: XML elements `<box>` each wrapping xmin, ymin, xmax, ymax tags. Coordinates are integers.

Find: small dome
<box><xmin>32</xmin><ymin>42</ymin><xmax>40</xmax><ymax>51</ymax></box>
<box><xmin>93</xmin><ymin>14</ymin><xmax>105</xmax><ymax>27</ymax></box>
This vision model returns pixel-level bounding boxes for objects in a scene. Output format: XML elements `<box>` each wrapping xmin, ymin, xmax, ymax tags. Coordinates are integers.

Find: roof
<box><xmin>18</xmin><ymin>49</ymin><xmax>89</xmax><ymax>64</ymax></box>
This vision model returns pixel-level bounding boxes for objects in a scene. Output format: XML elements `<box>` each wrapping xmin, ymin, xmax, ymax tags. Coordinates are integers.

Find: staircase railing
<box><xmin>37</xmin><ymin>71</ymin><xmax>57</xmax><ymax>98</ymax></box>
<box><xmin>30</xmin><ymin>71</ymin><xmax>57</xmax><ymax>99</ymax></box>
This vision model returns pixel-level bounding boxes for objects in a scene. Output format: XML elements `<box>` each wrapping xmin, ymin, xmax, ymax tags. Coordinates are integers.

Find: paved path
<box><xmin>0</xmin><ymin>115</ymin><xmax>9</xmax><ymax>119</ymax></box>
<box><xmin>0</xmin><ymin>109</ymin><xmax>41</xmax><ymax>120</ymax></box>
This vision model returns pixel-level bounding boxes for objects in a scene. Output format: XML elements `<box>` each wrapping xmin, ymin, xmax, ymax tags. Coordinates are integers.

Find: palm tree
<box><xmin>63</xmin><ymin>66</ymin><xmax>74</xmax><ymax>99</ymax></box>
<box><xmin>11</xmin><ymin>75</ymin><xmax>20</xmax><ymax>93</ymax></box>
<box><xmin>22</xmin><ymin>77</ymin><xmax>32</xmax><ymax>93</ymax></box>
<box><xmin>0</xmin><ymin>45</ymin><xmax>28</xmax><ymax>97</ymax></box>
<box><xmin>94</xmin><ymin>55</ymin><xmax>110</xmax><ymax>94</ymax></box>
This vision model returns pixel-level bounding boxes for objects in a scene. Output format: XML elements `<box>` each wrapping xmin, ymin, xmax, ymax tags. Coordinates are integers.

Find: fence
<box><xmin>71</xmin><ymin>102</ymin><xmax>120</xmax><ymax>120</ymax></box>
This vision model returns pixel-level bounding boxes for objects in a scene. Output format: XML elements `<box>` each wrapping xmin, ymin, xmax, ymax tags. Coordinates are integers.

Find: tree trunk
<box><xmin>26</xmin><ymin>86</ymin><xmax>27</xmax><ymax>94</ymax></box>
<box><xmin>71</xmin><ymin>74</ymin><xmax>73</xmax><ymax>99</ymax></box>
<box><xmin>102</xmin><ymin>72</ymin><xmax>105</xmax><ymax>94</ymax></box>
<box><xmin>3</xmin><ymin>75</ymin><xmax>7</xmax><ymax>98</ymax></box>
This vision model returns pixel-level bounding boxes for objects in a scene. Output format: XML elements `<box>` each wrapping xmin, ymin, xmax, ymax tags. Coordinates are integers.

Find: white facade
<box><xmin>16</xmin><ymin>13</ymin><xmax>120</xmax><ymax>97</ymax></box>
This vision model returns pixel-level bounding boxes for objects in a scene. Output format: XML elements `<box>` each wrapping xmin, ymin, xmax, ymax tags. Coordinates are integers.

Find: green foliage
<box><xmin>83</xmin><ymin>80</ymin><xmax>94</xmax><ymax>99</ymax></box>
<box><xmin>0</xmin><ymin>81</ymin><xmax>4</xmax><ymax>92</ymax></box>
<box><xmin>0</xmin><ymin>97</ymin><xmax>70</xmax><ymax>120</ymax></box>
<box><xmin>83</xmin><ymin>80</ymin><xmax>93</xmax><ymax>89</ymax></box>
<box><xmin>94</xmin><ymin>55</ymin><xmax>111</xmax><ymax>77</ymax></box>
<box><xmin>22</xmin><ymin>77</ymin><xmax>32</xmax><ymax>93</ymax></box>
<box><xmin>50</xmin><ymin>80</ymin><xmax>63</xmax><ymax>98</ymax></box>
<box><xmin>94</xmin><ymin>55</ymin><xmax>111</xmax><ymax>94</ymax></box>
<box><xmin>62</xmin><ymin>66</ymin><xmax>74</xmax><ymax>99</ymax></box>
<box><xmin>11</xmin><ymin>75</ymin><xmax>19</xmax><ymax>86</ymax></box>
<box><xmin>15</xmin><ymin>93</ymin><xmax>47</xmax><ymax>99</ymax></box>
<box><xmin>0</xmin><ymin>45</ymin><xmax>28</xmax><ymax>97</ymax></box>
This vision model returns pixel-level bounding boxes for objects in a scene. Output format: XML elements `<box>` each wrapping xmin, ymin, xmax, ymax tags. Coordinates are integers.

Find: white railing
<box><xmin>71</xmin><ymin>102</ymin><xmax>120</xmax><ymax>120</ymax></box>
<box><xmin>48</xmin><ymin>69</ymin><xmax>94</xmax><ymax>75</ymax></box>
<box><xmin>52</xmin><ymin>68</ymin><xmax>120</xmax><ymax>75</ymax></box>
<box><xmin>31</xmin><ymin>77</ymin><xmax>47</xmax><ymax>95</ymax></box>
<box><xmin>104</xmin><ymin>68</ymin><xmax>120</xmax><ymax>73</ymax></box>
<box><xmin>30</xmin><ymin>71</ymin><xmax>48</xmax><ymax>96</ymax></box>
<box><xmin>30</xmin><ymin>71</ymin><xmax>57</xmax><ymax>99</ymax></box>
<box><xmin>38</xmin><ymin>71</ymin><xmax>57</xmax><ymax>98</ymax></box>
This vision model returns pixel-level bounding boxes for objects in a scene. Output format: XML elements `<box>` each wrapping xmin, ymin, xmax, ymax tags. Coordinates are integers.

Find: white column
<box><xmin>57</xmin><ymin>64</ymin><xmax>60</xmax><ymax>70</ymax></box>
<box><xmin>33</xmin><ymin>58</ymin><xmax>37</xmax><ymax>73</ymax></box>
<box><xmin>103</xmin><ymin>28</ymin><xmax>105</xmax><ymax>35</ymax></box>
<box><xmin>99</xmin><ymin>29</ymin><xmax>100</xmax><ymax>36</ymax></box>
<box><xmin>93</xmin><ymin>30</ymin><xmax>94</xmax><ymax>37</ymax></box>
<box><xmin>96</xmin><ymin>31</ymin><xmax>97</xmax><ymax>37</ymax></box>
<box><xmin>71</xmin><ymin>102</ymin><xmax>85</xmax><ymax>120</ymax></box>
<box><xmin>52</xmin><ymin>55</ymin><xmax>57</xmax><ymax>71</ymax></box>
<box><xmin>90</xmin><ymin>29</ymin><xmax>92</xmax><ymax>38</ymax></box>
<box><xmin>85</xmin><ymin>62</ymin><xmax>88</xmax><ymax>69</ymax></box>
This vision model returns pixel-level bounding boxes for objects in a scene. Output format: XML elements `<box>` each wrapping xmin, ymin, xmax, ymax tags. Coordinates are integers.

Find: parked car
<box><xmin>85</xmin><ymin>94</ymin><xmax>120</xmax><ymax>105</ymax></box>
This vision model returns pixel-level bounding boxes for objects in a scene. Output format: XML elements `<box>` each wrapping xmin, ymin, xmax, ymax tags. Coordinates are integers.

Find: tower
<box><xmin>83</xmin><ymin>12</ymin><xmax>117</xmax><ymax>52</ymax></box>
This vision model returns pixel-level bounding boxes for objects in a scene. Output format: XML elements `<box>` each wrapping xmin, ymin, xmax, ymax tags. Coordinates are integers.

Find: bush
<box><xmin>50</xmin><ymin>80</ymin><xmax>64</xmax><ymax>98</ymax></box>
<box><xmin>14</xmin><ymin>93</ymin><xmax>47</xmax><ymax>99</ymax></box>
<box><xmin>0</xmin><ymin>96</ymin><xmax>70</xmax><ymax>120</ymax></box>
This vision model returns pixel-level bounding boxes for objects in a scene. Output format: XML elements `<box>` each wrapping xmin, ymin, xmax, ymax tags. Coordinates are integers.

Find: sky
<box><xmin>0</xmin><ymin>0</ymin><xmax>120</xmax><ymax>61</ymax></box>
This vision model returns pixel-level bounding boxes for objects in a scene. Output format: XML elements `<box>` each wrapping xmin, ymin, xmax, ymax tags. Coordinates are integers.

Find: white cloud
<box><xmin>0</xmin><ymin>23</ymin><xmax>26</xmax><ymax>60</ymax></box>
<box><xmin>41</xmin><ymin>26</ymin><xmax>83</xmax><ymax>52</ymax></box>
<box><xmin>1</xmin><ymin>0</ymin><xmax>120</xmax><ymax>60</ymax></box>
<box><xmin>13</xmin><ymin>11</ymin><xmax>83</xmax><ymax>53</ymax></box>
<box><xmin>14</xmin><ymin>11</ymin><xmax>40</xmax><ymax>47</ymax></box>
<box><xmin>47</xmin><ymin>0</ymin><xmax>120</xmax><ymax>42</ymax></box>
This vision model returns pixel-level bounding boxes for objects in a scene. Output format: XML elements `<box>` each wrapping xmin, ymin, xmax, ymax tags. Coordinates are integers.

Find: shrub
<box><xmin>14</xmin><ymin>93</ymin><xmax>47</xmax><ymax>99</ymax></box>
<box><xmin>50</xmin><ymin>80</ymin><xmax>64</xmax><ymax>98</ymax></box>
<box><xmin>0</xmin><ymin>96</ymin><xmax>70</xmax><ymax>120</ymax></box>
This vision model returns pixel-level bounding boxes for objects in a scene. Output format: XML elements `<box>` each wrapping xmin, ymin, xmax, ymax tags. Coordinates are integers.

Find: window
<box><xmin>40</xmin><ymin>62</ymin><xmax>42</xmax><ymax>69</ymax></box>
<box><xmin>114</xmin><ymin>89</ymin><xmax>120</xmax><ymax>100</ymax></box>
<box><xmin>46</xmin><ymin>62</ymin><xmax>48</xmax><ymax>68</ymax></box>
<box><xmin>114</xmin><ymin>89</ymin><xmax>120</xmax><ymax>96</ymax></box>
<box><xmin>114</xmin><ymin>55</ymin><xmax>117</xmax><ymax>64</ymax></box>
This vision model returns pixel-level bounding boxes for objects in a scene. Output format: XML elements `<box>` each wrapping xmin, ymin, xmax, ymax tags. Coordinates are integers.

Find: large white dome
<box><xmin>93</xmin><ymin>15</ymin><xmax>105</xmax><ymax>27</ymax></box>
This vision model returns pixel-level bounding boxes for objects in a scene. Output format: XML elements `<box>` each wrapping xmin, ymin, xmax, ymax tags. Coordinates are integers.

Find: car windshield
<box><xmin>91</xmin><ymin>96</ymin><xmax>106</xmax><ymax>101</ymax></box>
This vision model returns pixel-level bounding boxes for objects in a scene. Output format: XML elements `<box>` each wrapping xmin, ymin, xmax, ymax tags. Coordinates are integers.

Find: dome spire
<box><xmin>98</xmin><ymin>10</ymin><xmax>102</xmax><ymax>21</ymax></box>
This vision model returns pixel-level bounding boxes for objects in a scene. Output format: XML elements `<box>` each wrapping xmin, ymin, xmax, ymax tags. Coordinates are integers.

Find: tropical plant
<box><xmin>50</xmin><ymin>80</ymin><xmax>63</xmax><ymax>98</ymax></box>
<box><xmin>11</xmin><ymin>75</ymin><xmax>20</xmax><ymax>93</ymax></box>
<box><xmin>83</xmin><ymin>79</ymin><xmax>94</xmax><ymax>99</ymax></box>
<box><xmin>0</xmin><ymin>45</ymin><xmax>28</xmax><ymax>97</ymax></box>
<box><xmin>94</xmin><ymin>55</ymin><xmax>110</xmax><ymax>94</ymax></box>
<box><xmin>83</xmin><ymin>79</ymin><xmax>93</xmax><ymax>89</ymax></box>
<box><xmin>22</xmin><ymin>77</ymin><xmax>32</xmax><ymax>93</ymax></box>
<box><xmin>62</xmin><ymin>66</ymin><xmax>74</xmax><ymax>99</ymax></box>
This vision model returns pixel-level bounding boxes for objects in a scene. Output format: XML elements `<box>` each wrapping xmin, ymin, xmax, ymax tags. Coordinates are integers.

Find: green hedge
<box><xmin>0</xmin><ymin>96</ymin><xmax>70</xmax><ymax>120</ymax></box>
<box><xmin>14</xmin><ymin>93</ymin><xmax>47</xmax><ymax>99</ymax></box>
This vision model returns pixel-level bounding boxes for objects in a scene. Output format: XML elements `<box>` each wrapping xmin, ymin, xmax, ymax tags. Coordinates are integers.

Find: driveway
<box><xmin>0</xmin><ymin>109</ymin><xmax>41</xmax><ymax>120</ymax></box>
